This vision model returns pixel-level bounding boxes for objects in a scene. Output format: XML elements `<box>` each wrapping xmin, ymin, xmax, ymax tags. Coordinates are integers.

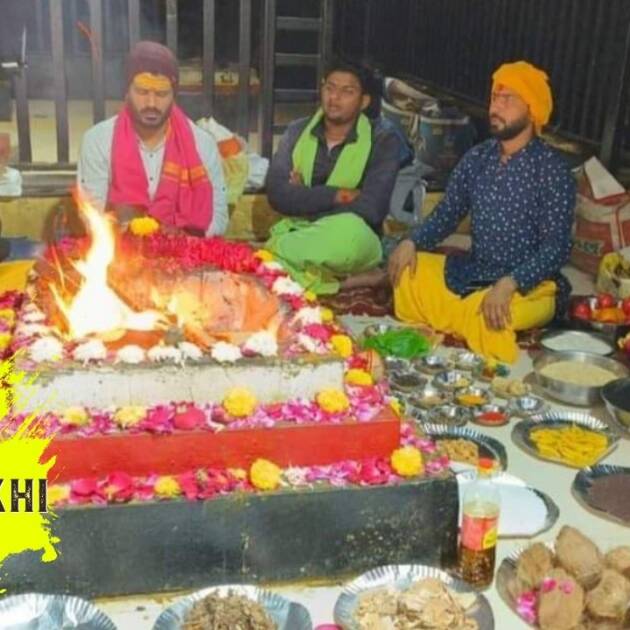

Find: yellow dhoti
<box><xmin>0</xmin><ymin>261</ymin><xmax>35</xmax><ymax>292</ymax></box>
<box><xmin>394</xmin><ymin>253</ymin><xmax>556</xmax><ymax>364</ymax></box>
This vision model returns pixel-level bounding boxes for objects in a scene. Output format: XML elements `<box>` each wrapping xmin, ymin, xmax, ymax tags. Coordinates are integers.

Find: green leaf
<box><xmin>363</xmin><ymin>328</ymin><xmax>431</xmax><ymax>358</ymax></box>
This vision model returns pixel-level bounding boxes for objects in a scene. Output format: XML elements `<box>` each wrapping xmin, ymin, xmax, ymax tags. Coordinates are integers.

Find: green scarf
<box><xmin>291</xmin><ymin>109</ymin><xmax>372</xmax><ymax>188</ymax></box>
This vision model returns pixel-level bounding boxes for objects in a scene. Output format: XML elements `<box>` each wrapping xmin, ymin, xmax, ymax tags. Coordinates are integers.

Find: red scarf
<box><xmin>108</xmin><ymin>104</ymin><xmax>213</xmax><ymax>233</ymax></box>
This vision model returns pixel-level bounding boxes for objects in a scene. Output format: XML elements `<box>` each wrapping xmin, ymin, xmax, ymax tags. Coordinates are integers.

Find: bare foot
<box><xmin>340</xmin><ymin>268</ymin><xmax>389</xmax><ymax>290</ymax></box>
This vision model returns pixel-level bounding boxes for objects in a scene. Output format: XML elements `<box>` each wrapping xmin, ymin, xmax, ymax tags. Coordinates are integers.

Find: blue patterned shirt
<box><xmin>409</xmin><ymin>137</ymin><xmax>576</xmax><ymax>314</ymax></box>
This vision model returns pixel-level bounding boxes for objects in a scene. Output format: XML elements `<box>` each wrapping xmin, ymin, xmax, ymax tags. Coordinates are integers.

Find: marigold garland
<box><xmin>129</xmin><ymin>216</ymin><xmax>160</xmax><ymax>237</ymax></box>
<box><xmin>60</xmin><ymin>406</ymin><xmax>91</xmax><ymax>427</ymax></box>
<box><xmin>250</xmin><ymin>458</ymin><xmax>281</xmax><ymax>491</ymax></box>
<box><xmin>391</xmin><ymin>446</ymin><xmax>424</xmax><ymax>477</ymax></box>
<box><xmin>345</xmin><ymin>368</ymin><xmax>374</xmax><ymax>387</ymax></box>
<box><xmin>154</xmin><ymin>475</ymin><xmax>181</xmax><ymax>498</ymax></box>
<box><xmin>113</xmin><ymin>405</ymin><xmax>147</xmax><ymax>428</ymax></box>
<box><xmin>223</xmin><ymin>388</ymin><xmax>258</xmax><ymax>418</ymax></box>
<box><xmin>316</xmin><ymin>388</ymin><xmax>350</xmax><ymax>414</ymax></box>
<box><xmin>330</xmin><ymin>334</ymin><xmax>353</xmax><ymax>358</ymax></box>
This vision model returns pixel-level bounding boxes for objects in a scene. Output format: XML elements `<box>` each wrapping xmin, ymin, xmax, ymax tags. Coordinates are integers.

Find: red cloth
<box><xmin>108</xmin><ymin>104</ymin><xmax>213</xmax><ymax>233</ymax></box>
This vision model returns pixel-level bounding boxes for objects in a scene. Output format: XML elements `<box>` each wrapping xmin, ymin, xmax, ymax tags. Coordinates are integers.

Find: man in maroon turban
<box><xmin>77</xmin><ymin>41</ymin><xmax>227</xmax><ymax>236</ymax></box>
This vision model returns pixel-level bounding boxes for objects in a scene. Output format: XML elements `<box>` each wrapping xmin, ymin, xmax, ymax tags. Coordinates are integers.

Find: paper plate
<box><xmin>455</xmin><ymin>471</ymin><xmax>559</xmax><ymax>538</ymax></box>
<box><xmin>422</xmin><ymin>423</ymin><xmax>508</xmax><ymax>470</ymax></box>
<box><xmin>152</xmin><ymin>584</ymin><xmax>312</xmax><ymax>630</ymax></box>
<box><xmin>0</xmin><ymin>593</ymin><xmax>116</xmax><ymax>630</ymax></box>
<box><xmin>333</xmin><ymin>564</ymin><xmax>494</xmax><ymax>630</ymax></box>
<box><xmin>573</xmin><ymin>464</ymin><xmax>630</xmax><ymax>526</ymax></box>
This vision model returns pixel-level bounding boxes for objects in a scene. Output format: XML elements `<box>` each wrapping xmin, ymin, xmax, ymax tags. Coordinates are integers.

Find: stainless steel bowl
<box><xmin>570</xmin><ymin>296</ymin><xmax>630</xmax><ymax>340</ymax></box>
<box><xmin>406</xmin><ymin>385</ymin><xmax>451</xmax><ymax>409</ymax></box>
<box><xmin>601</xmin><ymin>377</ymin><xmax>630</xmax><ymax>431</ymax></box>
<box><xmin>472</xmin><ymin>403</ymin><xmax>509</xmax><ymax>427</ymax></box>
<box><xmin>414</xmin><ymin>353</ymin><xmax>450</xmax><ymax>373</ymax></box>
<box><xmin>453</xmin><ymin>350</ymin><xmax>483</xmax><ymax>371</ymax></box>
<box><xmin>427</xmin><ymin>403</ymin><xmax>472</xmax><ymax>427</ymax></box>
<box><xmin>432</xmin><ymin>369</ymin><xmax>472</xmax><ymax>391</ymax></box>
<box><xmin>389</xmin><ymin>370</ymin><xmax>427</xmax><ymax>393</ymax></box>
<box><xmin>455</xmin><ymin>386</ymin><xmax>490</xmax><ymax>407</ymax></box>
<box><xmin>384</xmin><ymin>356</ymin><xmax>412</xmax><ymax>373</ymax></box>
<box><xmin>533</xmin><ymin>351</ymin><xmax>630</xmax><ymax>406</ymax></box>
<box><xmin>507</xmin><ymin>394</ymin><xmax>547</xmax><ymax>417</ymax></box>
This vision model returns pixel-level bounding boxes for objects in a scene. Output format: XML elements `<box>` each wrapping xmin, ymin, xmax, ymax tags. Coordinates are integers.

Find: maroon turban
<box><xmin>126</xmin><ymin>41</ymin><xmax>179</xmax><ymax>89</ymax></box>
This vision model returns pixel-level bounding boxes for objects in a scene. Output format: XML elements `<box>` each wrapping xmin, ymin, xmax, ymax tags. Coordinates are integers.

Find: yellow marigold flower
<box><xmin>229</xmin><ymin>467</ymin><xmax>248</xmax><ymax>481</ymax></box>
<box><xmin>0</xmin><ymin>333</ymin><xmax>12</xmax><ymax>351</ymax></box>
<box><xmin>47</xmin><ymin>484</ymin><xmax>71</xmax><ymax>506</ymax></box>
<box><xmin>223</xmin><ymin>388</ymin><xmax>258</xmax><ymax>417</ymax></box>
<box><xmin>154</xmin><ymin>476</ymin><xmax>181</xmax><ymax>498</ymax></box>
<box><xmin>304</xmin><ymin>290</ymin><xmax>317</xmax><ymax>302</ymax></box>
<box><xmin>114</xmin><ymin>405</ymin><xmax>147</xmax><ymax>428</ymax></box>
<box><xmin>316</xmin><ymin>388</ymin><xmax>350</xmax><ymax>414</ymax></box>
<box><xmin>391</xmin><ymin>446</ymin><xmax>424</xmax><ymax>477</ymax></box>
<box><xmin>60</xmin><ymin>406</ymin><xmax>91</xmax><ymax>427</ymax></box>
<box><xmin>250</xmin><ymin>458</ymin><xmax>281</xmax><ymax>491</ymax></box>
<box><xmin>330</xmin><ymin>334</ymin><xmax>353</xmax><ymax>358</ymax></box>
<box><xmin>0</xmin><ymin>309</ymin><xmax>15</xmax><ymax>323</ymax></box>
<box><xmin>254</xmin><ymin>249</ymin><xmax>274</xmax><ymax>262</ymax></box>
<box><xmin>129</xmin><ymin>216</ymin><xmax>160</xmax><ymax>237</ymax></box>
<box><xmin>345</xmin><ymin>368</ymin><xmax>374</xmax><ymax>387</ymax></box>
<box><xmin>389</xmin><ymin>398</ymin><xmax>402</xmax><ymax>418</ymax></box>
<box><xmin>320</xmin><ymin>307</ymin><xmax>334</xmax><ymax>323</ymax></box>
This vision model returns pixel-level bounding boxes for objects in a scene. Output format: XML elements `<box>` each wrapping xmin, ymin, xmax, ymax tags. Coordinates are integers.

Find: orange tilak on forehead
<box><xmin>133</xmin><ymin>72</ymin><xmax>172</xmax><ymax>91</ymax></box>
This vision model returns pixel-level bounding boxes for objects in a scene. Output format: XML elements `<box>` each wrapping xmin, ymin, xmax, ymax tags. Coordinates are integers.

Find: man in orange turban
<box><xmin>491</xmin><ymin>60</ymin><xmax>553</xmax><ymax>135</ymax></box>
<box><xmin>385</xmin><ymin>60</ymin><xmax>576</xmax><ymax>364</ymax></box>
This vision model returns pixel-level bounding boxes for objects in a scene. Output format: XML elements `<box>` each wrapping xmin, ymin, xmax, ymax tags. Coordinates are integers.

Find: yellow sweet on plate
<box><xmin>529</xmin><ymin>424</ymin><xmax>608</xmax><ymax>467</ymax></box>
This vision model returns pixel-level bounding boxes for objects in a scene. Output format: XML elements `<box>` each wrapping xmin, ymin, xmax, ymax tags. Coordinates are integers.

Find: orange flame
<box><xmin>51</xmin><ymin>196</ymin><xmax>165</xmax><ymax>339</ymax></box>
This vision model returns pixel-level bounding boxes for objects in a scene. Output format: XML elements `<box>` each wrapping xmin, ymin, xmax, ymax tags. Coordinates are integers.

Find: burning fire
<box><xmin>51</xmin><ymin>196</ymin><xmax>165</xmax><ymax>339</ymax></box>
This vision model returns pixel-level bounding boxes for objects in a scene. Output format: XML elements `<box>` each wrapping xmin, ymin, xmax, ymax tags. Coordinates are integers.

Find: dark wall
<box><xmin>334</xmin><ymin>0</ymin><xmax>630</xmax><ymax>155</ymax></box>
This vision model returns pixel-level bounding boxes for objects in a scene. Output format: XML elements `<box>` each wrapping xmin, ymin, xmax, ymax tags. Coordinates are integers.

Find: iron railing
<box><xmin>3</xmin><ymin>0</ymin><xmax>628</xmax><ymax>173</ymax></box>
<box><xmin>335</xmin><ymin>0</ymin><xmax>630</xmax><ymax>173</ymax></box>
<box><xmin>4</xmin><ymin>0</ymin><xmax>274</xmax><ymax>165</ymax></box>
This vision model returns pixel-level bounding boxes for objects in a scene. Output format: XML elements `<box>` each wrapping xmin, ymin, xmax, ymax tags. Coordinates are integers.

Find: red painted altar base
<box><xmin>47</xmin><ymin>407</ymin><xmax>400</xmax><ymax>482</ymax></box>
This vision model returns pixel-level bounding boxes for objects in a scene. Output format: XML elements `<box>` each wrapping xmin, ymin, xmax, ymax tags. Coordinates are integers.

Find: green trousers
<box><xmin>265</xmin><ymin>213</ymin><xmax>383</xmax><ymax>294</ymax></box>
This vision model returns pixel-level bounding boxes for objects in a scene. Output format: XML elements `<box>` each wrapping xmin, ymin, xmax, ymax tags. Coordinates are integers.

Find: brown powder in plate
<box><xmin>587</xmin><ymin>474</ymin><xmax>630</xmax><ymax>522</ymax></box>
<box><xmin>182</xmin><ymin>591</ymin><xmax>276</xmax><ymax>630</ymax></box>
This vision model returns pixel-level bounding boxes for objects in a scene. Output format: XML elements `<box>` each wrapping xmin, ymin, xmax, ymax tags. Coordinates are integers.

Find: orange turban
<box><xmin>492</xmin><ymin>61</ymin><xmax>553</xmax><ymax>134</ymax></box>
